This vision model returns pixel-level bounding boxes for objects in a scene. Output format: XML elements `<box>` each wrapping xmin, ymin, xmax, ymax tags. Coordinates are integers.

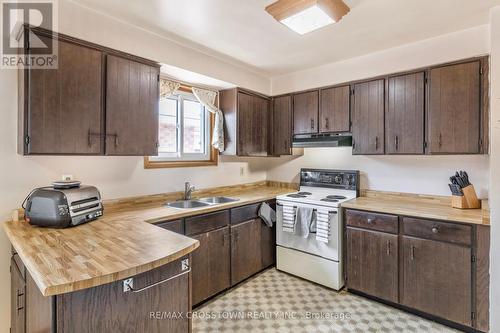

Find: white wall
<box><xmin>267</xmin><ymin>149</ymin><xmax>489</xmax><ymax>197</ymax></box>
<box><xmin>271</xmin><ymin>25</ymin><xmax>490</xmax><ymax>95</ymax></box>
<box><xmin>488</xmin><ymin>6</ymin><xmax>500</xmax><ymax>333</ymax></box>
<box><xmin>61</xmin><ymin>0</ymin><xmax>270</xmax><ymax>95</ymax></box>
<box><xmin>267</xmin><ymin>26</ymin><xmax>491</xmax><ymax>199</ymax></box>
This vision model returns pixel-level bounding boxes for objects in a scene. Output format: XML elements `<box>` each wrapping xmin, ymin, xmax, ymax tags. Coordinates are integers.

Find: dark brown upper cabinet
<box><xmin>19</xmin><ymin>31</ymin><xmax>104</xmax><ymax>155</ymax></box>
<box><xmin>220</xmin><ymin>88</ymin><xmax>270</xmax><ymax>156</ymax></box>
<box><xmin>271</xmin><ymin>95</ymin><xmax>292</xmax><ymax>155</ymax></box>
<box><xmin>352</xmin><ymin>79</ymin><xmax>385</xmax><ymax>155</ymax></box>
<box><xmin>293</xmin><ymin>90</ymin><xmax>319</xmax><ymax>135</ymax></box>
<box><xmin>427</xmin><ymin>61</ymin><xmax>482</xmax><ymax>154</ymax></box>
<box><xmin>105</xmin><ymin>55</ymin><xmax>160</xmax><ymax>156</ymax></box>
<box><xmin>320</xmin><ymin>85</ymin><xmax>350</xmax><ymax>133</ymax></box>
<box><xmin>386</xmin><ymin>72</ymin><xmax>425</xmax><ymax>154</ymax></box>
<box><xmin>18</xmin><ymin>26</ymin><xmax>160</xmax><ymax>156</ymax></box>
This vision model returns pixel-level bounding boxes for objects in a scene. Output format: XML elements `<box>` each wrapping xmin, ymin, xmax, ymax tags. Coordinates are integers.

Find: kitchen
<box><xmin>0</xmin><ymin>0</ymin><xmax>499</xmax><ymax>332</ymax></box>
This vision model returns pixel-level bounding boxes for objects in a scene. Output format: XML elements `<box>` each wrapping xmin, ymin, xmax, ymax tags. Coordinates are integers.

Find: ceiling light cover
<box><xmin>280</xmin><ymin>5</ymin><xmax>334</xmax><ymax>35</ymax></box>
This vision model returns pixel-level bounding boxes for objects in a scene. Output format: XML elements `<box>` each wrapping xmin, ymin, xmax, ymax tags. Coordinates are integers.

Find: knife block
<box><xmin>451</xmin><ymin>185</ymin><xmax>481</xmax><ymax>209</ymax></box>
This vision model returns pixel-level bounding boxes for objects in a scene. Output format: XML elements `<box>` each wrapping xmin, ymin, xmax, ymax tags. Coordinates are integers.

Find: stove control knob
<box><xmin>334</xmin><ymin>175</ymin><xmax>342</xmax><ymax>184</ymax></box>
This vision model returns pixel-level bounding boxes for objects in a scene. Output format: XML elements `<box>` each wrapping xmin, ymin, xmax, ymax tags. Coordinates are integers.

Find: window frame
<box><xmin>144</xmin><ymin>85</ymin><xmax>219</xmax><ymax>169</ymax></box>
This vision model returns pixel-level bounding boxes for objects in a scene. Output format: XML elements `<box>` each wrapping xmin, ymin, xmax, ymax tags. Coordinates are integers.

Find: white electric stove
<box><xmin>276</xmin><ymin>168</ymin><xmax>359</xmax><ymax>290</ymax></box>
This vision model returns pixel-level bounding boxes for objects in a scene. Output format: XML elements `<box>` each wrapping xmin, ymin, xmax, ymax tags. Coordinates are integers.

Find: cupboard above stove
<box><xmin>222</xmin><ymin>56</ymin><xmax>488</xmax><ymax>156</ymax></box>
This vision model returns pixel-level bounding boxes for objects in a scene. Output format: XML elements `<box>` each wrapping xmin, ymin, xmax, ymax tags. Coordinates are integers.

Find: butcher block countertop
<box><xmin>342</xmin><ymin>190</ymin><xmax>490</xmax><ymax>226</ymax></box>
<box><xmin>4</xmin><ymin>182</ymin><xmax>295</xmax><ymax>297</ymax></box>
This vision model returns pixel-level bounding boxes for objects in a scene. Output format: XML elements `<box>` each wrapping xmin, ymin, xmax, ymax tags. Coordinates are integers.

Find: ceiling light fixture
<box><xmin>265</xmin><ymin>0</ymin><xmax>350</xmax><ymax>35</ymax></box>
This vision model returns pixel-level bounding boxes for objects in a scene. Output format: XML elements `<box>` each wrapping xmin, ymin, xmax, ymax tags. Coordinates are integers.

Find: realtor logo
<box><xmin>1</xmin><ymin>0</ymin><xmax>58</xmax><ymax>69</ymax></box>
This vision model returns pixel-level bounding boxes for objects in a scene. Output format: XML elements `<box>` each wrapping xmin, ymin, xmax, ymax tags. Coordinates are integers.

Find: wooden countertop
<box><xmin>342</xmin><ymin>191</ymin><xmax>489</xmax><ymax>226</ymax></box>
<box><xmin>4</xmin><ymin>184</ymin><xmax>294</xmax><ymax>297</ymax></box>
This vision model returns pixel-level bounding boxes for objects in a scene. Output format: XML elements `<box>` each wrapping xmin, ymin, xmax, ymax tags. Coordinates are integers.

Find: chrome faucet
<box><xmin>184</xmin><ymin>182</ymin><xmax>195</xmax><ymax>200</ymax></box>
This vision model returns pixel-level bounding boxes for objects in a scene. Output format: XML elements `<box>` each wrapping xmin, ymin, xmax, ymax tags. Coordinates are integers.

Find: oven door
<box><xmin>276</xmin><ymin>200</ymin><xmax>341</xmax><ymax>262</ymax></box>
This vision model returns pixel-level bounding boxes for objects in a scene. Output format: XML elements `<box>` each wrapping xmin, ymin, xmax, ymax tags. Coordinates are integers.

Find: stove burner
<box><xmin>287</xmin><ymin>194</ymin><xmax>307</xmax><ymax>198</ymax></box>
<box><xmin>321</xmin><ymin>198</ymin><xmax>339</xmax><ymax>202</ymax></box>
<box><xmin>326</xmin><ymin>195</ymin><xmax>347</xmax><ymax>200</ymax></box>
<box><xmin>297</xmin><ymin>192</ymin><xmax>312</xmax><ymax>195</ymax></box>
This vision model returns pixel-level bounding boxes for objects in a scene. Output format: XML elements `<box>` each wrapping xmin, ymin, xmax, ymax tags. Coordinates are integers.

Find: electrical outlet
<box><xmin>62</xmin><ymin>174</ymin><xmax>73</xmax><ymax>181</ymax></box>
<box><xmin>240</xmin><ymin>167</ymin><xmax>245</xmax><ymax>176</ymax></box>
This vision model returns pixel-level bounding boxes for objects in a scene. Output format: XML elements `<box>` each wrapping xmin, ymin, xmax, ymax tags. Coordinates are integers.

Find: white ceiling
<box><xmin>72</xmin><ymin>0</ymin><xmax>500</xmax><ymax>76</ymax></box>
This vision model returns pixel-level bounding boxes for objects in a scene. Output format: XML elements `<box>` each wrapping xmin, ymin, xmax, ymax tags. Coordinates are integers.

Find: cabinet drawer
<box><xmin>402</xmin><ymin>217</ymin><xmax>471</xmax><ymax>246</ymax></box>
<box><xmin>231</xmin><ymin>203</ymin><xmax>261</xmax><ymax>225</ymax></box>
<box><xmin>185</xmin><ymin>210</ymin><xmax>229</xmax><ymax>236</ymax></box>
<box><xmin>155</xmin><ymin>219</ymin><xmax>184</xmax><ymax>234</ymax></box>
<box><xmin>345</xmin><ymin>209</ymin><xmax>398</xmax><ymax>234</ymax></box>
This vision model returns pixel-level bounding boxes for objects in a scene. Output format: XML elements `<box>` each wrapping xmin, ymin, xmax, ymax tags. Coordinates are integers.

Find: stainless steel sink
<box><xmin>198</xmin><ymin>196</ymin><xmax>240</xmax><ymax>204</ymax></box>
<box><xmin>166</xmin><ymin>200</ymin><xmax>211</xmax><ymax>209</ymax></box>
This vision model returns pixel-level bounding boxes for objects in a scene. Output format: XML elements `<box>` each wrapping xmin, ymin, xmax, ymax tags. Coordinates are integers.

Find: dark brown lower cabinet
<box><xmin>191</xmin><ymin>226</ymin><xmax>230</xmax><ymax>305</ymax></box>
<box><xmin>346</xmin><ymin>227</ymin><xmax>398</xmax><ymax>303</ymax></box>
<box><xmin>260</xmin><ymin>220</ymin><xmax>276</xmax><ymax>269</ymax></box>
<box><xmin>345</xmin><ymin>209</ymin><xmax>490</xmax><ymax>332</ymax></box>
<box><xmin>11</xmin><ymin>258</ymin><xmax>25</xmax><ymax>333</ymax></box>
<box><xmin>401</xmin><ymin>236</ymin><xmax>472</xmax><ymax>326</ymax></box>
<box><xmin>11</xmin><ymin>255</ymin><xmax>191</xmax><ymax>333</ymax></box>
<box><xmin>230</xmin><ymin>217</ymin><xmax>275</xmax><ymax>286</ymax></box>
<box><xmin>231</xmin><ymin>219</ymin><xmax>262</xmax><ymax>285</ymax></box>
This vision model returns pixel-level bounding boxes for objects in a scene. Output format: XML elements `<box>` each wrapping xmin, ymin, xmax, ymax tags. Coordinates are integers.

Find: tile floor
<box><xmin>193</xmin><ymin>268</ymin><xmax>460</xmax><ymax>333</ymax></box>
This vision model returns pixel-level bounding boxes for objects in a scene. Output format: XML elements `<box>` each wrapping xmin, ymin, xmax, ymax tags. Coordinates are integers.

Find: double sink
<box><xmin>167</xmin><ymin>196</ymin><xmax>239</xmax><ymax>209</ymax></box>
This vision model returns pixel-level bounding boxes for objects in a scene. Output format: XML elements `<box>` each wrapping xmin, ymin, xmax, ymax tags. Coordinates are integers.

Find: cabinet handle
<box><xmin>16</xmin><ymin>290</ymin><xmax>24</xmax><ymax>311</ymax></box>
<box><xmin>375</xmin><ymin>136</ymin><xmax>379</xmax><ymax>150</ymax></box>
<box><xmin>410</xmin><ymin>246</ymin><xmax>415</xmax><ymax>260</ymax></box>
<box><xmin>88</xmin><ymin>129</ymin><xmax>103</xmax><ymax>147</ymax></box>
<box><xmin>367</xmin><ymin>218</ymin><xmax>373</xmax><ymax>224</ymax></box>
<box><xmin>395</xmin><ymin>136</ymin><xmax>399</xmax><ymax>151</ymax></box>
<box><xmin>310</xmin><ymin>119</ymin><xmax>314</xmax><ymax>130</ymax></box>
<box><xmin>386</xmin><ymin>240</ymin><xmax>391</xmax><ymax>255</ymax></box>
<box><xmin>431</xmin><ymin>227</ymin><xmax>439</xmax><ymax>234</ymax></box>
<box><xmin>123</xmin><ymin>259</ymin><xmax>190</xmax><ymax>293</ymax></box>
<box><xmin>325</xmin><ymin>117</ymin><xmax>329</xmax><ymax>130</ymax></box>
<box><xmin>352</xmin><ymin>139</ymin><xmax>356</xmax><ymax>150</ymax></box>
<box><xmin>438</xmin><ymin>133</ymin><xmax>442</xmax><ymax>148</ymax></box>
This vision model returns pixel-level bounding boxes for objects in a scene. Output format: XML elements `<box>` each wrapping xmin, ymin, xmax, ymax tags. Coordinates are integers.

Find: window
<box><xmin>145</xmin><ymin>89</ymin><xmax>218</xmax><ymax>168</ymax></box>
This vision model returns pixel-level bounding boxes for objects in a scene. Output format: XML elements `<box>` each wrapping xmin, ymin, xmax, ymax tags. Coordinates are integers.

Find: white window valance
<box><xmin>160</xmin><ymin>79</ymin><xmax>181</xmax><ymax>99</ymax></box>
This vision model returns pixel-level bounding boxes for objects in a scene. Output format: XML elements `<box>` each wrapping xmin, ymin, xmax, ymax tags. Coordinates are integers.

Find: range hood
<box><xmin>292</xmin><ymin>133</ymin><xmax>352</xmax><ymax>148</ymax></box>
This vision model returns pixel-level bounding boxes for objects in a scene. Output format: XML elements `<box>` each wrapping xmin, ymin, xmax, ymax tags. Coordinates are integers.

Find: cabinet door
<box><xmin>27</xmin><ymin>37</ymin><xmax>103</xmax><ymax>154</ymax></box>
<box><xmin>191</xmin><ymin>227</ymin><xmax>230</xmax><ymax>305</ymax></box>
<box><xmin>386</xmin><ymin>72</ymin><xmax>425</xmax><ymax>154</ymax></box>
<box><xmin>57</xmin><ymin>257</ymin><xmax>190</xmax><ymax>332</ymax></box>
<box><xmin>401</xmin><ymin>237</ymin><xmax>472</xmax><ymax>326</ymax></box>
<box><xmin>346</xmin><ymin>227</ymin><xmax>398</xmax><ymax>303</ymax></box>
<box><xmin>11</xmin><ymin>259</ymin><xmax>25</xmax><ymax>333</ymax></box>
<box><xmin>231</xmin><ymin>219</ymin><xmax>262</xmax><ymax>285</ymax></box>
<box><xmin>293</xmin><ymin>90</ymin><xmax>319</xmax><ymax>135</ymax></box>
<box><xmin>272</xmin><ymin>95</ymin><xmax>292</xmax><ymax>155</ymax></box>
<box><xmin>352</xmin><ymin>80</ymin><xmax>385</xmax><ymax>154</ymax></box>
<box><xmin>106</xmin><ymin>55</ymin><xmax>159</xmax><ymax>156</ymax></box>
<box><xmin>320</xmin><ymin>86</ymin><xmax>350</xmax><ymax>133</ymax></box>
<box><xmin>260</xmin><ymin>218</ymin><xmax>275</xmax><ymax>269</ymax></box>
<box><xmin>428</xmin><ymin>61</ymin><xmax>480</xmax><ymax>154</ymax></box>
<box><xmin>237</xmin><ymin>92</ymin><xmax>269</xmax><ymax>156</ymax></box>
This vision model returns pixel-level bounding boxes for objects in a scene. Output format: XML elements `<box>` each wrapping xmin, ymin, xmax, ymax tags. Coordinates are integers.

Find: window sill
<box><xmin>143</xmin><ymin>154</ymin><xmax>218</xmax><ymax>169</ymax></box>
